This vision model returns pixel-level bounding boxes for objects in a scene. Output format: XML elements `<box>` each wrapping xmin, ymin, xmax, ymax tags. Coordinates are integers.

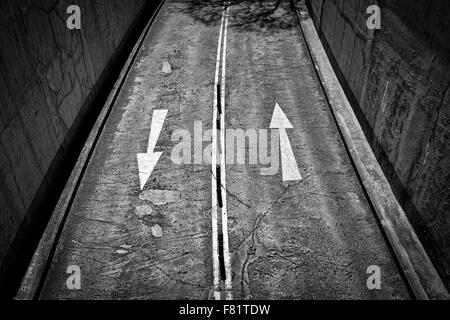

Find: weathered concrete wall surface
<box><xmin>305</xmin><ymin>0</ymin><xmax>450</xmax><ymax>287</ymax></box>
<box><xmin>0</xmin><ymin>0</ymin><xmax>153</xmax><ymax>295</ymax></box>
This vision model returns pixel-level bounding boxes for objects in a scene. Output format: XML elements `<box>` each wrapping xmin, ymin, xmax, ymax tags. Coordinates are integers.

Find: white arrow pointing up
<box><xmin>137</xmin><ymin>109</ymin><xmax>168</xmax><ymax>190</ymax></box>
<box><xmin>270</xmin><ymin>103</ymin><xmax>302</xmax><ymax>182</ymax></box>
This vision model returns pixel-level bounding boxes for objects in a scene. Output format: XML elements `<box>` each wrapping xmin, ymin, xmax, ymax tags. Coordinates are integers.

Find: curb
<box><xmin>15</xmin><ymin>0</ymin><xmax>166</xmax><ymax>300</ymax></box>
<box><xmin>294</xmin><ymin>6</ymin><xmax>449</xmax><ymax>300</ymax></box>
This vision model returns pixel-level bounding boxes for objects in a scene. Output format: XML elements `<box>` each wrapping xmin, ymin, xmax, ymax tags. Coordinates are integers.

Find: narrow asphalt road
<box><xmin>37</xmin><ymin>0</ymin><xmax>410</xmax><ymax>299</ymax></box>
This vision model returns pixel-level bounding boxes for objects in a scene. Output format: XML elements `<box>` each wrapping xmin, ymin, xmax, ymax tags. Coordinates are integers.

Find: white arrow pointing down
<box><xmin>137</xmin><ymin>109</ymin><xmax>168</xmax><ymax>190</ymax></box>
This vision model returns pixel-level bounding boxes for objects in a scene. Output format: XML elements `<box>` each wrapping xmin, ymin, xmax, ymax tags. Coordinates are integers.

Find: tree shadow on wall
<box><xmin>181</xmin><ymin>0</ymin><xmax>298</xmax><ymax>33</ymax></box>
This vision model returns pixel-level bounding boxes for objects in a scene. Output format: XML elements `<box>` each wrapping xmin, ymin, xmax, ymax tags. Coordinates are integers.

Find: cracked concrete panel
<box><xmin>0</xmin><ymin>119</ymin><xmax>44</xmax><ymax>211</ymax></box>
<box><xmin>225</xmin><ymin>2</ymin><xmax>409</xmax><ymax>299</ymax></box>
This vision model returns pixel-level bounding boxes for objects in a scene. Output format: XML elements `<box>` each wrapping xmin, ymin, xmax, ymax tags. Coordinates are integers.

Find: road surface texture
<box><xmin>34</xmin><ymin>0</ymin><xmax>410</xmax><ymax>299</ymax></box>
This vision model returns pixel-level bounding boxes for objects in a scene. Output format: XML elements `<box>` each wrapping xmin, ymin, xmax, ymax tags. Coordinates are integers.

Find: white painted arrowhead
<box><xmin>137</xmin><ymin>109</ymin><xmax>168</xmax><ymax>190</ymax></box>
<box><xmin>270</xmin><ymin>102</ymin><xmax>293</xmax><ymax>129</ymax></box>
<box><xmin>137</xmin><ymin>152</ymin><xmax>162</xmax><ymax>190</ymax></box>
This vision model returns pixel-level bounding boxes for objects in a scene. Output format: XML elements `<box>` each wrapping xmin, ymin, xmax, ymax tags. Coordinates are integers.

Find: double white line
<box><xmin>211</xmin><ymin>4</ymin><xmax>232</xmax><ymax>300</ymax></box>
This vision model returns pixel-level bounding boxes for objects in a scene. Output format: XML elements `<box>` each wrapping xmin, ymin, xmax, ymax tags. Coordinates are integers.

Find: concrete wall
<box><xmin>0</xmin><ymin>0</ymin><xmax>155</xmax><ymax>296</ymax></box>
<box><xmin>305</xmin><ymin>0</ymin><xmax>450</xmax><ymax>288</ymax></box>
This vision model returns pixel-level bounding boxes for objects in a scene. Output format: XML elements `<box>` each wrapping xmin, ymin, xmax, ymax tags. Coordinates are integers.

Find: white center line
<box><xmin>211</xmin><ymin>4</ymin><xmax>226</xmax><ymax>301</ymax></box>
<box><xmin>211</xmin><ymin>3</ymin><xmax>232</xmax><ymax>300</ymax></box>
<box><xmin>220</xmin><ymin>6</ymin><xmax>232</xmax><ymax>300</ymax></box>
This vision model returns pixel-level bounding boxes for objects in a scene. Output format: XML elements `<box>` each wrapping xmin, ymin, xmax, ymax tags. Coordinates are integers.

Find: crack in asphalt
<box><xmin>233</xmin><ymin>184</ymin><xmax>294</xmax><ymax>299</ymax></box>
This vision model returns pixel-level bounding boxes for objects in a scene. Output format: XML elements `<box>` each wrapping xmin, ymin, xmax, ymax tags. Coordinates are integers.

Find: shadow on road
<box><xmin>181</xmin><ymin>0</ymin><xmax>298</xmax><ymax>33</ymax></box>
